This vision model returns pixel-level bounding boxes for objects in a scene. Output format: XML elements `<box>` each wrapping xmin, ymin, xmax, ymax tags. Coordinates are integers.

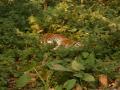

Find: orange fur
<box><xmin>41</xmin><ymin>33</ymin><xmax>82</xmax><ymax>50</ymax></box>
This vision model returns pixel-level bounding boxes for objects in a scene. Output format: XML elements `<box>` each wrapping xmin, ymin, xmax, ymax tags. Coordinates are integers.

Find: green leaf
<box><xmin>82</xmin><ymin>52</ymin><xmax>89</xmax><ymax>58</ymax></box>
<box><xmin>47</xmin><ymin>60</ymin><xmax>71</xmax><ymax>71</ymax></box>
<box><xmin>71</xmin><ymin>60</ymin><xmax>85</xmax><ymax>71</ymax></box>
<box><xmin>48</xmin><ymin>63</ymin><xmax>71</xmax><ymax>72</ymax></box>
<box><xmin>22</xmin><ymin>61</ymin><xmax>36</xmax><ymax>71</ymax></box>
<box><xmin>55</xmin><ymin>85</ymin><xmax>63</xmax><ymax>90</ymax></box>
<box><xmin>63</xmin><ymin>79</ymin><xmax>76</xmax><ymax>90</ymax></box>
<box><xmin>82</xmin><ymin>73</ymin><xmax>95</xmax><ymax>82</ymax></box>
<box><xmin>85</xmin><ymin>52</ymin><xmax>96</xmax><ymax>67</ymax></box>
<box><xmin>16</xmin><ymin>73</ymin><xmax>31</xmax><ymax>88</ymax></box>
<box><xmin>73</xmin><ymin>73</ymin><xmax>83</xmax><ymax>78</ymax></box>
<box><xmin>68</xmin><ymin>28</ymin><xmax>77</xmax><ymax>32</ymax></box>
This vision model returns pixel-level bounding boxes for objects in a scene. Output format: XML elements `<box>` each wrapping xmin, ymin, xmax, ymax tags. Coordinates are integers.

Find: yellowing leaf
<box><xmin>28</xmin><ymin>15</ymin><xmax>36</xmax><ymax>24</ymax></box>
<box><xmin>83</xmin><ymin>73</ymin><xmax>95</xmax><ymax>82</ymax></box>
<box><xmin>73</xmin><ymin>73</ymin><xmax>83</xmax><ymax>78</ymax></box>
<box><xmin>50</xmin><ymin>64</ymin><xmax>71</xmax><ymax>72</ymax></box>
<box><xmin>64</xmin><ymin>79</ymin><xmax>76</xmax><ymax>90</ymax></box>
<box><xmin>71</xmin><ymin>60</ymin><xmax>85</xmax><ymax>71</ymax></box>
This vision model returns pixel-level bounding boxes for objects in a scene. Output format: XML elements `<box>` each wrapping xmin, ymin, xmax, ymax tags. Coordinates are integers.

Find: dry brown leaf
<box><xmin>73</xmin><ymin>84</ymin><xmax>83</xmax><ymax>90</ymax></box>
<box><xmin>99</xmin><ymin>74</ymin><xmax>108</xmax><ymax>87</ymax></box>
<box><xmin>27</xmin><ymin>72</ymin><xmax>38</xmax><ymax>87</ymax></box>
<box><xmin>109</xmin><ymin>79</ymin><xmax>120</xmax><ymax>89</ymax></box>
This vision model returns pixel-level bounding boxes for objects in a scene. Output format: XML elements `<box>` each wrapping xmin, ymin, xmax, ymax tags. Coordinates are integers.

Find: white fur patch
<box><xmin>47</xmin><ymin>40</ymin><xmax>53</xmax><ymax>44</ymax></box>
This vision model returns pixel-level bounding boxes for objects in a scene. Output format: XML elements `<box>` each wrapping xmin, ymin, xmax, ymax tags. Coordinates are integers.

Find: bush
<box><xmin>0</xmin><ymin>0</ymin><xmax>120</xmax><ymax>89</ymax></box>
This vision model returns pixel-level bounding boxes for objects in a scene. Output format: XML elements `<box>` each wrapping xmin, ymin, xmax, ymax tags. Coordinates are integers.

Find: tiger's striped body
<box><xmin>41</xmin><ymin>33</ymin><xmax>82</xmax><ymax>50</ymax></box>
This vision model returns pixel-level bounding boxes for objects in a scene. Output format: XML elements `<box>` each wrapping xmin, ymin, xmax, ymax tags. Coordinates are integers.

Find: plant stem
<box><xmin>33</xmin><ymin>67</ymin><xmax>48</xmax><ymax>90</ymax></box>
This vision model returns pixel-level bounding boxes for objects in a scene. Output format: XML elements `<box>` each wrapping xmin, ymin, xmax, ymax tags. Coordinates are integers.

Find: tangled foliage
<box><xmin>0</xmin><ymin>0</ymin><xmax>120</xmax><ymax>89</ymax></box>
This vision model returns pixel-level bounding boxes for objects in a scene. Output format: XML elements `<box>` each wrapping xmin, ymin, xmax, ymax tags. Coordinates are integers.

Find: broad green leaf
<box><xmin>82</xmin><ymin>52</ymin><xmax>89</xmax><ymax>58</ymax></box>
<box><xmin>88</xmin><ymin>52</ymin><xmax>95</xmax><ymax>61</ymax></box>
<box><xmin>71</xmin><ymin>60</ymin><xmax>85</xmax><ymax>71</ymax></box>
<box><xmin>73</xmin><ymin>73</ymin><xmax>83</xmax><ymax>78</ymax></box>
<box><xmin>55</xmin><ymin>85</ymin><xmax>63</xmax><ymax>90</ymax></box>
<box><xmin>47</xmin><ymin>60</ymin><xmax>71</xmax><ymax>71</ymax></box>
<box><xmin>83</xmin><ymin>73</ymin><xmax>95</xmax><ymax>82</ymax></box>
<box><xmin>85</xmin><ymin>52</ymin><xmax>96</xmax><ymax>67</ymax></box>
<box><xmin>49</xmin><ymin>63</ymin><xmax>71</xmax><ymax>71</ymax></box>
<box><xmin>16</xmin><ymin>73</ymin><xmax>31</xmax><ymax>88</ymax></box>
<box><xmin>63</xmin><ymin>79</ymin><xmax>76</xmax><ymax>90</ymax></box>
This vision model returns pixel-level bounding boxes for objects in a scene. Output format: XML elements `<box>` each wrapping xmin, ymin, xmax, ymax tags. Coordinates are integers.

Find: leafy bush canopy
<box><xmin>0</xmin><ymin>0</ymin><xmax>120</xmax><ymax>89</ymax></box>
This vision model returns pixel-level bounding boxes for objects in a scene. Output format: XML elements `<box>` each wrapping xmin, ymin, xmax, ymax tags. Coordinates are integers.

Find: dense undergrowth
<box><xmin>0</xmin><ymin>0</ymin><xmax>120</xmax><ymax>90</ymax></box>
